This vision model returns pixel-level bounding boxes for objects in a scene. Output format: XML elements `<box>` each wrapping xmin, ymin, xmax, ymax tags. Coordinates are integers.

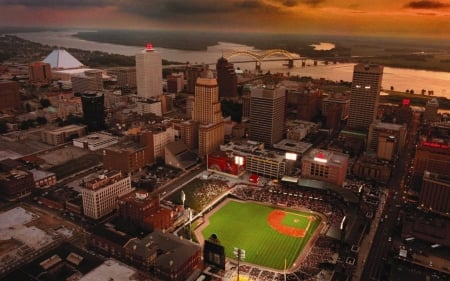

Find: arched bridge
<box><xmin>225</xmin><ymin>49</ymin><xmax>299</xmax><ymax>61</ymax></box>
<box><xmin>224</xmin><ymin>49</ymin><xmax>302</xmax><ymax>69</ymax></box>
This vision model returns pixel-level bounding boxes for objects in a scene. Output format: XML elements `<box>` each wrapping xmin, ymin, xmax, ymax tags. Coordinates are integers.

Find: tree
<box><xmin>0</xmin><ymin>121</ymin><xmax>8</xmax><ymax>134</ymax></box>
<box><xmin>36</xmin><ymin>116</ymin><xmax>47</xmax><ymax>125</ymax></box>
<box><xmin>20</xmin><ymin>120</ymin><xmax>31</xmax><ymax>130</ymax></box>
<box><xmin>40</xmin><ymin>98</ymin><xmax>51</xmax><ymax>108</ymax></box>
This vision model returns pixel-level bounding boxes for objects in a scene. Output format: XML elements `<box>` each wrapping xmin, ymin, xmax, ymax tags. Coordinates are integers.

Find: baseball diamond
<box><xmin>199</xmin><ymin>200</ymin><xmax>322</xmax><ymax>270</ymax></box>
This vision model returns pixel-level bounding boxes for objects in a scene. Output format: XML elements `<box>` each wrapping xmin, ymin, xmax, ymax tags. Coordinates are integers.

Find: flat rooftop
<box><xmin>0</xmin><ymin>204</ymin><xmax>81</xmax><ymax>275</ymax></box>
<box><xmin>79</xmin><ymin>259</ymin><xmax>139</xmax><ymax>281</ymax></box>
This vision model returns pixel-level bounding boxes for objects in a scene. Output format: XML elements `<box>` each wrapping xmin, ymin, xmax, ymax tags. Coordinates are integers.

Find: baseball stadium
<box><xmin>199</xmin><ymin>199</ymin><xmax>322</xmax><ymax>271</ymax></box>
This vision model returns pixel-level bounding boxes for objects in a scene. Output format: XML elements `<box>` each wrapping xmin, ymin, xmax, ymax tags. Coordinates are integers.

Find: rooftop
<box><xmin>273</xmin><ymin>139</ymin><xmax>313</xmax><ymax>155</ymax></box>
<box><xmin>79</xmin><ymin>259</ymin><xmax>138</xmax><ymax>281</ymax></box>
<box><xmin>43</xmin><ymin>49</ymin><xmax>84</xmax><ymax>69</ymax></box>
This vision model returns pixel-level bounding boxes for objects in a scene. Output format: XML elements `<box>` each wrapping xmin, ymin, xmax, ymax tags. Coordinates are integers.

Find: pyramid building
<box><xmin>43</xmin><ymin>49</ymin><xmax>84</xmax><ymax>70</ymax></box>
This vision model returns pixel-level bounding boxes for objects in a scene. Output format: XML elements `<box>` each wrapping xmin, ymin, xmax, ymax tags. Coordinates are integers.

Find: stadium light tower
<box><xmin>181</xmin><ymin>190</ymin><xmax>186</xmax><ymax>208</ymax></box>
<box><xmin>233</xmin><ymin>247</ymin><xmax>246</xmax><ymax>281</ymax></box>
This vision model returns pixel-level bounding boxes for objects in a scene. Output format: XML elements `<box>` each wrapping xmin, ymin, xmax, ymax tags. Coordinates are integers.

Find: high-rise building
<box><xmin>249</xmin><ymin>85</ymin><xmax>286</xmax><ymax>147</ymax></box>
<box><xmin>423</xmin><ymin>98</ymin><xmax>439</xmax><ymax>123</ymax></box>
<box><xmin>179</xmin><ymin>120</ymin><xmax>198</xmax><ymax>150</ymax></box>
<box><xmin>186</xmin><ymin>64</ymin><xmax>209</xmax><ymax>93</ymax></box>
<box><xmin>192</xmin><ymin>78</ymin><xmax>224</xmax><ymax>156</ymax></box>
<box><xmin>81</xmin><ymin>170</ymin><xmax>133</xmax><ymax>220</ymax></box>
<box><xmin>321</xmin><ymin>92</ymin><xmax>350</xmax><ymax>129</ymax></box>
<box><xmin>216</xmin><ymin>57</ymin><xmax>238</xmax><ymax>98</ymax></box>
<box><xmin>367</xmin><ymin>121</ymin><xmax>407</xmax><ymax>160</ymax></box>
<box><xmin>413</xmin><ymin>139</ymin><xmax>450</xmax><ymax>176</ymax></box>
<box><xmin>293</xmin><ymin>88</ymin><xmax>321</xmax><ymax>121</ymax></box>
<box><xmin>347</xmin><ymin>64</ymin><xmax>384</xmax><ymax>130</ymax></box>
<box><xmin>136</xmin><ymin>43</ymin><xmax>163</xmax><ymax>99</ymax></box>
<box><xmin>393</xmin><ymin>99</ymin><xmax>413</xmax><ymax>125</ymax></box>
<box><xmin>166</xmin><ymin>73</ymin><xmax>184</xmax><ymax>93</ymax></box>
<box><xmin>193</xmin><ymin>78</ymin><xmax>223</xmax><ymax>124</ymax></box>
<box><xmin>152</xmin><ymin>126</ymin><xmax>176</xmax><ymax>159</ymax></box>
<box><xmin>81</xmin><ymin>92</ymin><xmax>105</xmax><ymax>132</ymax></box>
<box><xmin>419</xmin><ymin>171</ymin><xmax>450</xmax><ymax>215</ymax></box>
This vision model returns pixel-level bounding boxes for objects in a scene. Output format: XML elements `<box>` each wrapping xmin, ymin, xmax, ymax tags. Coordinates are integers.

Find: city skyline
<box><xmin>0</xmin><ymin>0</ymin><xmax>449</xmax><ymax>39</ymax></box>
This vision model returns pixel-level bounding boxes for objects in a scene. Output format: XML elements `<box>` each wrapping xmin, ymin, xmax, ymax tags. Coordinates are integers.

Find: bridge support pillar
<box><xmin>255</xmin><ymin>61</ymin><xmax>261</xmax><ymax>72</ymax></box>
<box><xmin>287</xmin><ymin>59</ymin><xmax>294</xmax><ymax>68</ymax></box>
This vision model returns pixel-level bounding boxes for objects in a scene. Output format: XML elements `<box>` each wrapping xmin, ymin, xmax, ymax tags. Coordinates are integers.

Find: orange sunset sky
<box><xmin>0</xmin><ymin>0</ymin><xmax>449</xmax><ymax>38</ymax></box>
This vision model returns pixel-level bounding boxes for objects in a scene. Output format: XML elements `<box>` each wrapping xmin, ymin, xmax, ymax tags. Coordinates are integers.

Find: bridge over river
<box><xmin>164</xmin><ymin>48</ymin><xmax>340</xmax><ymax>71</ymax></box>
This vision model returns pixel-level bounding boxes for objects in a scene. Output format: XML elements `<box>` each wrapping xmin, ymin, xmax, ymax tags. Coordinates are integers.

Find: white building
<box><xmin>285</xmin><ymin>120</ymin><xmax>320</xmax><ymax>141</ymax></box>
<box><xmin>136</xmin><ymin>99</ymin><xmax>162</xmax><ymax>116</ymax></box>
<box><xmin>219</xmin><ymin>141</ymin><xmax>287</xmax><ymax>179</ymax></box>
<box><xmin>136</xmin><ymin>43</ymin><xmax>163</xmax><ymax>99</ymax></box>
<box><xmin>153</xmin><ymin>127</ymin><xmax>176</xmax><ymax>159</ymax></box>
<box><xmin>73</xmin><ymin>132</ymin><xmax>119</xmax><ymax>151</ymax></box>
<box><xmin>81</xmin><ymin>171</ymin><xmax>133</xmax><ymax>220</ymax></box>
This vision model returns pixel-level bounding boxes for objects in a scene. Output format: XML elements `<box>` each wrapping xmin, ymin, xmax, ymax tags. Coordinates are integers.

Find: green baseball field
<box><xmin>200</xmin><ymin>200</ymin><xmax>322</xmax><ymax>270</ymax></box>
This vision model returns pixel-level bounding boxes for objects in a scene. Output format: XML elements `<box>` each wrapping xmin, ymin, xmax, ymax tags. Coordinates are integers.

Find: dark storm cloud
<box><xmin>405</xmin><ymin>1</ymin><xmax>450</xmax><ymax>9</ymax></box>
<box><xmin>416</xmin><ymin>12</ymin><xmax>437</xmax><ymax>15</ymax></box>
<box><xmin>0</xmin><ymin>0</ymin><xmax>113</xmax><ymax>7</ymax></box>
<box><xmin>302</xmin><ymin>0</ymin><xmax>326</xmax><ymax>6</ymax></box>
<box><xmin>274</xmin><ymin>0</ymin><xmax>325</xmax><ymax>8</ymax></box>
<box><xmin>120</xmin><ymin>0</ymin><xmax>283</xmax><ymax>20</ymax></box>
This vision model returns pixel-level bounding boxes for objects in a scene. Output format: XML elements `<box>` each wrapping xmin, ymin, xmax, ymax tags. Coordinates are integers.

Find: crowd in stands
<box><xmin>231</xmin><ymin>185</ymin><xmax>346</xmax><ymax>229</ymax></box>
<box><xmin>191</xmin><ymin>179</ymin><xmax>230</xmax><ymax>210</ymax></box>
<box><xmin>293</xmin><ymin>237</ymin><xmax>337</xmax><ymax>280</ymax></box>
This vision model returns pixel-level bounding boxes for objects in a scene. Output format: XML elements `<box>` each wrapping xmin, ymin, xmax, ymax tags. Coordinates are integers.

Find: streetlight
<box><xmin>187</xmin><ymin>207</ymin><xmax>192</xmax><ymax>240</ymax></box>
<box><xmin>233</xmin><ymin>247</ymin><xmax>245</xmax><ymax>281</ymax></box>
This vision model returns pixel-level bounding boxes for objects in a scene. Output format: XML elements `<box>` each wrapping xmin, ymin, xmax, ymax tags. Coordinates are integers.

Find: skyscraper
<box><xmin>81</xmin><ymin>92</ymin><xmax>105</xmax><ymax>132</ymax></box>
<box><xmin>216</xmin><ymin>57</ymin><xmax>238</xmax><ymax>98</ymax></box>
<box><xmin>249</xmin><ymin>85</ymin><xmax>286</xmax><ymax>147</ymax></box>
<box><xmin>186</xmin><ymin>64</ymin><xmax>209</xmax><ymax>94</ymax></box>
<box><xmin>192</xmin><ymin>78</ymin><xmax>224</xmax><ymax>156</ymax></box>
<box><xmin>193</xmin><ymin>78</ymin><xmax>223</xmax><ymax>124</ymax></box>
<box><xmin>135</xmin><ymin>43</ymin><xmax>162</xmax><ymax>99</ymax></box>
<box><xmin>347</xmin><ymin>64</ymin><xmax>384</xmax><ymax>130</ymax></box>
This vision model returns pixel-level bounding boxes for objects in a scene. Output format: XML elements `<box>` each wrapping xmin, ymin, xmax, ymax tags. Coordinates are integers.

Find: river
<box><xmin>14</xmin><ymin>30</ymin><xmax>450</xmax><ymax>99</ymax></box>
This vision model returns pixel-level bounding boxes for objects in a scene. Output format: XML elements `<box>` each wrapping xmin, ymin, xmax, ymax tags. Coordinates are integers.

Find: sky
<box><xmin>0</xmin><ymin>0</ymin><xmax>449</xmax><ymax>38</ymax></box>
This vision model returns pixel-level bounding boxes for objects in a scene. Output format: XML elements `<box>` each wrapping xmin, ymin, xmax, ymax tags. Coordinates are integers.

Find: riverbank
<box><xmin>73</xmin><ymin>29</ymin><xmax>450</xmax><ymax>73</ymax></box>
<box><xmin>380</xmin><ymin>90</ymin><xmax>450</xmax><ymax>111</ymax></box>
<box><xmin>3</xmin><ymin>30</ymin><xmax>450</xmax><ymax>109</ymax></box>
